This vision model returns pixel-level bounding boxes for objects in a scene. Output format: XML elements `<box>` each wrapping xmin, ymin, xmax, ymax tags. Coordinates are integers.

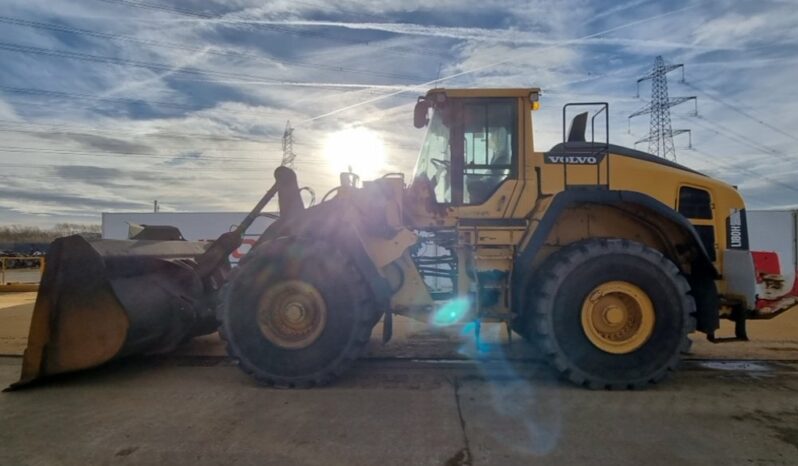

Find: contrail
<box><xmin>198</xmin><ymin>18</ymin><xmax>725</xmax><ymax>52</ymax></box>
<box><xmin>169</xmin><ymin>78</ymin><xmax>415</xmax><ymax>91</ymax></box>
<box><xmin>299</xmin><ymin>3</ymin><xmax>701</xmax><ymax>124</ymax></box>
<box><xmin>99</xmin><ymin>46</ymin><xmax>213</xmax><ymax>99</ymax></box>
<box><xmin>583</xmin><ymin>0</ymin><xmax>653</xmax><ymax>24</ymax></box>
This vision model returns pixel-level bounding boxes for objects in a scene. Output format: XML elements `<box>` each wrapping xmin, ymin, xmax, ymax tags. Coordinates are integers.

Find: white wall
<box><xmin>101</xmin><ymin>212</ymin><xmax>275</xmax><ymax>264</ymax></box>
<box><xmin>102</xmin><ymin>209</ymin><xmax>797</xmax><ymax>273</ymax></box>
<box><xmin>748</xmin><ymin>210</ymin><xmax>796</xmax><ymax>272</ymax></box>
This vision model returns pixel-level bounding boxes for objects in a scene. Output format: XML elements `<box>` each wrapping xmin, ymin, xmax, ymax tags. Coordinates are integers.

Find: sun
<box><xmin>323</xmin><ymin>127</ymin><xmax>387</xmax><ymax>180</ymax></box>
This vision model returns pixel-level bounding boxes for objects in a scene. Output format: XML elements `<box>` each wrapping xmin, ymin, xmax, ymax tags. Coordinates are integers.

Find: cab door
<box><xmin>448</xmin><ymin>97</ymin><xmax>522</xmax><ymax>218</ymax></box>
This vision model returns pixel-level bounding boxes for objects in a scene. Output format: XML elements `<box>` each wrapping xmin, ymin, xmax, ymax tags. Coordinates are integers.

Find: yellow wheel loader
<box><xmin>12</xmin><ymin>88</ymin><xmax>798</xmax><ymax>390</ymax></box>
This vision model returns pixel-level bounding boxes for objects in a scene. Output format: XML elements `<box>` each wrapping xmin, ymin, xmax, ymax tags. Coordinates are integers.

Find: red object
<box><xmin>751</xmin><ymin>250</ymin><xmax>798</xmax><ymax>310</ymax></box>
<box><xmin>231</xmin><ymin>238</ymin><xmax>257</xmax><ymax>259</ymax></box>
<box><xmin>751</xmin><ymin>251</ymin><xmax>781</xmax><ymax>282</ymax></box>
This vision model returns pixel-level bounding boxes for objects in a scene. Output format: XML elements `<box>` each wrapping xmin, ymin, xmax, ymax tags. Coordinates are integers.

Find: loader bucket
<box><xmin>10</xmin><ymin>235</ymin><xmax>218</xmax><ymax>389</ymax></box>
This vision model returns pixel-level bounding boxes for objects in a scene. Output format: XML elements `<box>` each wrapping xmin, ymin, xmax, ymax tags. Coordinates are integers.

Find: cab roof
<box><xmin>426</xmin><ymin>88</ymin><xmax>541</xmax><ymax>98</ymax></box>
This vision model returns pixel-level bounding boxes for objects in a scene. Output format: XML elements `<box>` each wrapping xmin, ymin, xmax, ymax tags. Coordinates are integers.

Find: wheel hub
<box><xmin>580</xmin><ymin>281</ymin><xmax>655</xmax><ymax>354</ymax></box>
<box><xmin>257</xmin><ymin>280</ymin><xmax>328</xmax><ymax>349</ymax></box>
<box><xmin>604</xmin><ymin>305</ymin><xmax>624</xmax><ymax>324</ymax></box>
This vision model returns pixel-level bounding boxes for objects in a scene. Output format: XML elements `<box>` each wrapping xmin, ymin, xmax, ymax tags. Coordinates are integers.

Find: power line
<box><xmin>0</xmin><ymin>161</ymin><xmax>330</xmax><ymax>172</ymax></box>
<box><xmin>0</xmin><ymin>128</ymin><xmax>419</xmax><ymax>160</ymax></box>
<box><xmin>669</xmin><ymin>95</ymin><xmax>798</xmax><ymax>168</ymax></box>
<box><xmin>0</xmin><ymin>41</ymin><xmax>277</xmax><ymax>84</ymax></box>
<box><xmin>684</xmin><ymin>81</ymin><xmax>798</xmax><ymax>143</ymax></box>
<box><xmin>659</xmin><ymin>104</ymin><xmax>798</xmax><ymax>196</ymax></box>
<box><xmin>94</xmin><ymin>0</ymin><xmax>447</xmax><ymax>60</ymax></box>
<box><xmin>0</xmin><ymin>146</ymin><xmax>297</xmax><ymax>162</ymax></box>
<box><xmin>0</xmin><ymin>85</ymin><xmax>284</xmax><ymax>120</ymax></box>
<box><xmin>275</xmin><ymin>0</ymin><xmax>415</xmax><ymax>25</ymax></box>
<box><xmin>0</xmin><ymin>126</ymin><xmax>267</xmax><ymax>145</ymax></box>
<box><xmin>4</xmin><ymin>3</ymin><xmax>705</xmax><ymax>214</ymax></box>
<box><xmin>299</xmin><ymin>4</ymin><xmax>701</xmax><ymax>124</ymax></box>
<box><xmin>0</xmin><ymin>115</ymin><xmax>421</xmax><ymax>151</ymax></box>
<box><xmin>0</xmin><ymin>171</ymin><xmax>338</xmax><ymax>186</ymax></box>
<box><xmin>0</xmin><ymin>85</ymin><xmax>202</xmax><ymax>112</ymax></box>
<box><xmin>97</xmin><ymin>0</ymin><xmax>213</xmax><ymax>18</ymax></box>
<box><xmin>0</xmin><ymin>158</ymin><xmax>338</xmax><ymax>177</ymax></box>
<box><xmin>0</xmin><ymin>118</ymin><xmax>271</xmax><ymax>143</ymax></box>
<box><xmin>0</xmin><ymin>41</ymin><xmax>292</xmax><ymax>85</ymax></box>
<box><xmin>0</xmin><ymin>15</ymin><xmax>422</xmax><ymax>81</ymax></box>
<box><xmin>98</xmin><ymin>0</ymin><xmax>697</xmax><ymax>130</ymax></box>
<box><xmin>688</xmin><ymin>116</ymin><xmax>797</xmax><ymax>164</ymax></box>
<box><xmin>689</xmin><ymin>147</ymin><xmax>798</xmax><ymax>195</ymax></box>
<box><xmin>0</xmin><ymin>41</ymin><xmax>414</xmax><ymax>92</ymax></box>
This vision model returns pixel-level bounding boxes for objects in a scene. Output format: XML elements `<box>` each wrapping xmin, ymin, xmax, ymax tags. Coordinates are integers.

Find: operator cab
<box><xmin>411</xmin><ymin>88</ymin><xmax>539</xmax><ymax>206</ymax></box>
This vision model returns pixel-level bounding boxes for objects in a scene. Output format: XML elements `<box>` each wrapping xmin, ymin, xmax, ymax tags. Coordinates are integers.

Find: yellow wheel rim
<box><xmin>257</xmin><ymin>280</ymin><xmax>327</xmax><ymax>349</ymax></box>
<box><xmin>580</xmin><ymin>281</ymin><xmax>655</xmax><ymax>354</ymax></box>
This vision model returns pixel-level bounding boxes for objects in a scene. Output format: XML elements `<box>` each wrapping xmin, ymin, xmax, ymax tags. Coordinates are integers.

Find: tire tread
<box><xmin>528</xmin><ymin>238</ymin><xmax>696</xmax><ymax>390</ymax></box>
<box><xmin>218</xmin><ymin>238</ymin><xmax>376</xmax><ymax>388</ymax></box>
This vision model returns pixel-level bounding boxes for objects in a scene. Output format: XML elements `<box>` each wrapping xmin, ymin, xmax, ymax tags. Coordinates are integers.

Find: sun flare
<box><xmin>323</xmin><ymin>127</ymin><xmax>387</xmax><ymax>180</ymax></box>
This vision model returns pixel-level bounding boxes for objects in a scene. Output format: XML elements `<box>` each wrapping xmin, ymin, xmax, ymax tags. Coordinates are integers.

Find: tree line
<box><xmin>0</xmin><ymin>224</ymin><xmax>101</xmax><ymax>244</ymax></box>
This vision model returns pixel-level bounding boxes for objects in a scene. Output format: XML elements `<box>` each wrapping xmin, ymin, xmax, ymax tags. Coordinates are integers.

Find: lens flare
<box><xmin>431</xmin><ymin>297</ymin><xmax>471</xmax><ymax>326</ymax></box>
<box><xmin>456</xmin><ymin>323</ymin><xmax>562</xmax><ymax>456</ymax></box>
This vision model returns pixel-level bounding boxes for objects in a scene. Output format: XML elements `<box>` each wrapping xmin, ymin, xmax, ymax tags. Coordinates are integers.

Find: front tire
<box><xmin>219</xmin><ymin>239</ymin><xmax>376</xmax><ymax>387</ymax></box>
<box><xmin>527</xmin><ymin>239</ymin><xmax>695</xmax><ymax>389</ymax></box>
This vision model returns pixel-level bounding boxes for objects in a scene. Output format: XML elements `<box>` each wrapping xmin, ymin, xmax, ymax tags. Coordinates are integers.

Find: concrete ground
<box><xmin>1</xmin><ymin>291</ymin><xmax>798</xmax><ymax>465</ymax></box>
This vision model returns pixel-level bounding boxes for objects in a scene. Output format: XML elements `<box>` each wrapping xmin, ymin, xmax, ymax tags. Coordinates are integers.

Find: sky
<box><xmin>1</xmin><ymin>0</ymin><xmax>797</xmax><ymax>226</ymax></box>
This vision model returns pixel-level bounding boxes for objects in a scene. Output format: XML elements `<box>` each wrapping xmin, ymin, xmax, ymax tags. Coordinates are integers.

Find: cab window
<box><xmin>462</xmin><ymin>101</ymin><xmax>517</xmax><ymax>204</ymax></box>
<box><xmin>413</xmin><ymin>111</ymin><xmax>452</xmax><ymax>203</ymax></box>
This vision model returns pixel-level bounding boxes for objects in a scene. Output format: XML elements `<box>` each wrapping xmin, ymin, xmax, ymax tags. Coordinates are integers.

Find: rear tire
<box><xmin>527</xmin><ymin>239</ymin><xmax>695</xmax><ymax>389</ymax></box>
<box><xmin>219</xmin><ymin>238</ymin><xmax>376</xmax><ymax>388</ymax></box>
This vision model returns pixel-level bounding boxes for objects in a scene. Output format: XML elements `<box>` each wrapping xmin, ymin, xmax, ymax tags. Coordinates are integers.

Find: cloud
<box><xmin>52</xmin><ymin>165</ymin><xmax>123</xmax><ymax>181</ymax></box>
<box><xmin>692</xmin><ymin>11</ymin><xmax>798</xmax><ymax>48</ymax></box>
<box><xmin>0</xmin><ymin>0</ymin><xmax>797</xmax><ymax>227</ymax></box>
<box><xmin>583</xmin><ymin>0</ymin><xmax>652</xmax><ymax>25</ymax></box>
<box><xmin>163</xmin><ymin>151</ymin><xmax>203</xmax><ymax>166</ymax></box>
<box><xmin>199</xmin><ymin>18</ymin><xmax>728</xmax><ymax>51</ymax></box>
<box><xmin>0</xmin><ymin>99</ymin><xmax>22</xmax><ymax>120</ymax></box>
<box><xmin>0</xmin><ymin>187</ymin><xmax>148</xmax><ymax>210</ymax></box>
<box><xmin>40</xmin><ymin>133</ymin><xmax>156</xmax><ymax>154</ymax></box>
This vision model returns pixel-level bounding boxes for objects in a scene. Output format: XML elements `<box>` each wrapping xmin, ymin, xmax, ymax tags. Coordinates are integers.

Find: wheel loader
<box><xmin>11</xmin><ymin>87</ymin><xmax>798</xmax><ymax>390</ymax></box>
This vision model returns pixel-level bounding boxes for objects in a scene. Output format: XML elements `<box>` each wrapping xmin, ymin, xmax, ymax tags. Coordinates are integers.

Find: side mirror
<box><xmin>414</xmin><ymin>98</ymin><xmax>431</xmax><ymax>128</ymax></box>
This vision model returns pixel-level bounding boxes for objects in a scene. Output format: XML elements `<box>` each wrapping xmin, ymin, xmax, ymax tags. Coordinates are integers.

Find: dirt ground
<box><xmin>1</xmin><ymin>291</ymin><xmax>797</xmax><ymax>465</ymax></box>
<box><xmin>0</xmin><ymin>292</ymin><xmax>36</xmax><ymax>356</ymax></box>
<box><xmin>3</xmin><ymin>291</ymin><xmax>798</xmax><ymax>360</ymax></box>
